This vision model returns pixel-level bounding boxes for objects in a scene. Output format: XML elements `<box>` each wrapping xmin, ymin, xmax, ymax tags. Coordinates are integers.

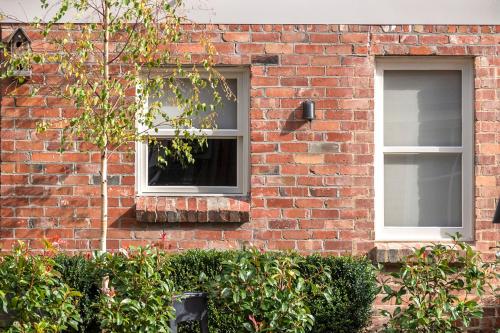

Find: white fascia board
<box><xmin>1</xmin><ymin>0</ymin><xmax>499</xmax><ymax>24</ymax></box>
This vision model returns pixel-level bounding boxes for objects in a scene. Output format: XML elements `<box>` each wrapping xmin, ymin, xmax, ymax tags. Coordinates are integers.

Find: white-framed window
<box><xmin>375</xmin><ymin>57</ymin><xmax>473</xmax><ymax>241</ymax></box>
<box><xmin>136</xmin><ymin>68</ymin><xmax>249</xmax><ymax>196</ymax></box>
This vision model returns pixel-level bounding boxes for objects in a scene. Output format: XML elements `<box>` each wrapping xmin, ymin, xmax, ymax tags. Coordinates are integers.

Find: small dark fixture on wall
<box><xmin>6</xmin><ymin>28</ymin><xmax>32</xmax><ymax>77</ymax></box>
<box><xmin>302</xmin><ymin>100</ymin><xmax>315</xmax><ymax>121</ymax></box>
<box><xmin>493</xmin><ymin>198</ymin><xmax>500</xmax><ymax>224</ymax></box>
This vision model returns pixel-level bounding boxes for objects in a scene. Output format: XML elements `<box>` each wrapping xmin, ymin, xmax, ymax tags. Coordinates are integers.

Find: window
<box><xmin>136</xmin><ymin>68</ymin><xmax>249</xmax><ymax>195</ymax></box>
<box><xmin>375</xmin><ymin>58</ymin><xmax>473</xmax><ymax>241</ymax></box>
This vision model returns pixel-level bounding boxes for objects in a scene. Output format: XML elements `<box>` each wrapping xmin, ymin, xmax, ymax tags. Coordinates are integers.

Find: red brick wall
<box><xmin>1</xmin><ymin>24</ymin><xmax>499</xmax><ymax>255</ymax></box>
<box><xmin>1</xmin><ymin>23</ymin><xmax>499</xmax><ymax>332</ymax></box>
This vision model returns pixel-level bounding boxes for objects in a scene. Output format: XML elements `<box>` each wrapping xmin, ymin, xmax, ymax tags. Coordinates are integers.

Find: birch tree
<box><xmin>1</xmin><ymin>0</ymin><xmax>226</xmax><ymax>252</ymax></box>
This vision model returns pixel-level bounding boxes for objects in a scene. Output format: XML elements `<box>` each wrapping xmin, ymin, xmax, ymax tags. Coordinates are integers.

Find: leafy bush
<box><xmin>217</xmin><ymin>249</ymin><xmax>314</xmax><ymax>333</ymax></box>
<box><xmin>379</xmin><ymin>233</ymin><xmax>497</xmax><ymax>333</ymax></box>
<box><xmin>54</xmin><ymin>254</ymin><xmax>101</xmax><ymax>333</ymax></box>
<box><xmin>0</xmin><ymin>241</ymin><xmax>81</xmax><ymax>333</ymax></box>
<box><xmin>49</xmin><ymin>248</ymin><xmax>376</xmax><ymax>333</ymax></box>
<box><xmin>166</xmin><ymin>249</ymin><xmax>376</xmax><ymax>333</ymax></box>
<box><xmin>94</xmin><ymin>247</ymin><xmax>175</xmax><ymax>333</ymax></box>
<box><xmin>301</xmin><ymin>255</ymin><xmax>378</xmax><ymax>333</ymax></box>
<box><xmin>166</xmin><ymin>250</ymin><xmax>239</xmax><ymax>333</ymax></box>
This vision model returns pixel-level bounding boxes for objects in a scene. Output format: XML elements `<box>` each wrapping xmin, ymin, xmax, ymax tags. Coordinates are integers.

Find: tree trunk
<box><xmin>100</xmin><ymin>150</ymin><xmax>109</xmax><ymax>332</ymax></box>
<box><xmin>100</xmin><ymin>148</ymin><xmax>108</xmax><ymax>252</ymax></box>
<box><xmin>100</xmin><ymin>0</ymin><xmax>110</xmax><ymax>253</ymax></box>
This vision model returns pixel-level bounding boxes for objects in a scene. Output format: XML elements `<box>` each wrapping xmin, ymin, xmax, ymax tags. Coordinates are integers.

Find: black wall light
<box><xmin>302</xmin><ymin>100</ymin><xmax>315</xmax><ymax>121</ymax></box>
<box><xmin>493</xmin><ymin>198</ymin><xmax>500</xmax><ymax>224</ymax></box>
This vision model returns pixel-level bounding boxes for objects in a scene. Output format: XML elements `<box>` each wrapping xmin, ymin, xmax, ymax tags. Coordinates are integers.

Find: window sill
<box><xmin>369</xmin><ymin>247</ymin><xmax>414</xmax><ymax>264</ymax></box>
<box><xmin>136</xmin><ymin>196</ymin><xmax>250</xmax><ymax>223</ymax></box>
<box><xmin>370</xmin><ymin>241</ymin><xmax>459</xmax><ymax>264</ymax></box>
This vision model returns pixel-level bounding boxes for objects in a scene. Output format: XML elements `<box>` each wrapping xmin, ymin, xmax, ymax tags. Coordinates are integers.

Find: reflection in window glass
<box><xmin>150</xmin><ymin>79</ymin><xmax>238</xmax><ymax>130</ymax></box>
<box><xmin>148</xmin><ymin>139</ymin><xmax>237</xmax><ymax>187</ymax></box>
<box><xmin>384</xmin><ymin>154</ymin><xmax>462</xmax><ymax>227</ymax></box>
<box><xmin>384</xmin><ymin>70</ymin><xmax>462</xmax><ymax>146</ymax></box>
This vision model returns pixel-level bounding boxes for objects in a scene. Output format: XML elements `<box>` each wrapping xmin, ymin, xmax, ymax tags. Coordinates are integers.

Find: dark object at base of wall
<box><xmin>170</xmin><ymin>292</ymin><xmax>209</xmax><ymax>333</ymax></box>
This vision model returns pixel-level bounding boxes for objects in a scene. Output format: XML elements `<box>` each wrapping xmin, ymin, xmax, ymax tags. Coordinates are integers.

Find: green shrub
<box><xmin>51</xmin><ymin>248</ymin><xmax>377</xmax><ymax>333</ymax></box>
<box><xmin>379</xmin><ymin>233</ymin><xmax>497</xmax><ymax>333</ymax></box>
<box><xmin>166</xmin><ymin>249</ymin><xmax>239</xmax><ymax>333</ymax></box>
<box><xmin>301</xmin><ymin>255</ymin><xmax>378</xmax><ymax>333</ymax></box>
<box><xmin>217</xmin><ymin>249</ymin><xmax>315</xmax><ymax>333</ymax></box>
<box><xmin>0</xmin><ymin>241</ymin><xmax>81</xmax><ymax>333</ymax></box>
<box><xmin>54</xmin><ymin>254</ymin><xmax>101</xmax><ymax>333</ymax></box>
<box><xmin>94</xmin><ymin>247</ymin><xmax>176</xmax><ymax>333</ymax></box>
<box><xmin>166</xmin><ymin>249</ymin><xmax>376</xmax><ymax>333</ymax></box>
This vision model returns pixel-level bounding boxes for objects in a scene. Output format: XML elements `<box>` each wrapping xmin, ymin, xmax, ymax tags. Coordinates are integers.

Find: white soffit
<box><xmin>0</xmin><ymin>0</ymin><xmax>499</xmax><ymax>24</ymax></box>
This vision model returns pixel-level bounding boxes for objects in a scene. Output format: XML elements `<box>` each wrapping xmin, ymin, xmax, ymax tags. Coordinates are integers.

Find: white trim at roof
<box><xmin>1</xmin><ymin>0</ymin><xmax>499</xmax><ymax>25</ymax></box>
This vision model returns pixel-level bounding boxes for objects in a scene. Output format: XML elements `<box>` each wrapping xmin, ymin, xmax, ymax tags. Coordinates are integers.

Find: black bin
<box><xmin>170</xmin><ymin>292</ymin><xmax>209</xmax><ymax>333</ymax></box>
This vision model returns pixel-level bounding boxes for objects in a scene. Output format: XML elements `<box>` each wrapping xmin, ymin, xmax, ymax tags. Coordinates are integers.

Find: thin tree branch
<box><xmin>108</xmin><ymin>21</ymin><xmax>139</xmax><ymax>64</ymax></box>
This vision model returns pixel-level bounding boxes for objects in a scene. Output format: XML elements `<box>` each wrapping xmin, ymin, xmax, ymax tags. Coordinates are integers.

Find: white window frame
<box><xmin>375</xmin><ymin>57</ymin><xmax>473</xmax><ymax>241</ymax></box>
<box><xmin>136</xmin><ymin>68</ymin><xmax>249</xmax><ymax>196</ymax></box>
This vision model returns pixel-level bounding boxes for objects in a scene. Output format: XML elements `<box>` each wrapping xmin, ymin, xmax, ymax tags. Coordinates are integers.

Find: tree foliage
<box><xmin>2</xmin><ymin>0</ymin><xmax>225</xmax><ymax>150</ymax></box>
<box><xmin>1</xmin><ymin>0</ymin><xmax>228</xmax><ymax>251</ymax></box>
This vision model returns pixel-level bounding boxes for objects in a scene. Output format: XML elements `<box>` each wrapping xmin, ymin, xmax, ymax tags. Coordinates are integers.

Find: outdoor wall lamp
<box><xmin>302</xmin><ymin>100</ymin><xmax>315</xmax><ymax>121</ymax></box>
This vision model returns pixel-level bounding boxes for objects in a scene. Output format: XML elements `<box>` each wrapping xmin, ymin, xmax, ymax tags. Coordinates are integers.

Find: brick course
<box><xmin>1</xmin><ymin>24</ymin><xmax>499</xmax><ymax>331</ymax></box>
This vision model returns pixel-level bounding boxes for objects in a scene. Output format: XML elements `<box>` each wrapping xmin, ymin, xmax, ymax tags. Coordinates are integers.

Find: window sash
<box><xmin>136</xmin><ymin>68</ymin><xmax>249</xmax><ymax>196</ymax></box>
<box><xmin>137</xmin><ymin>69</ymin><xmax>247</xmax><ymax>135</ymax></box>
<box><xmin>150</xmin><ymin>129</ymin><xmax>244</xmax><ymax>137</ymax></box>
<box><xmin>383</xmin><ymin>70</ymin><xmax>463</xmax><ymax>147</ymax></box>
<box><xmin>138</xmin><ymin>137</ymin><xmax>244</xmax><ymax>195</ymax></box>
<box><xmin>383</xmin><ymin>147</ymin><xmax>463</xmax><ymax>154</ymax></box>
<box><xmin>375</xmin><ymin>57</ymin><xmax>473</xmax><ymax>241</ymax></box>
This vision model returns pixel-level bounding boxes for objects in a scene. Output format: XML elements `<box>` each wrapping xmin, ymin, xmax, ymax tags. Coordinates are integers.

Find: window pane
<box><xmin>384</xmin><ymin>154</ymin><xmax>462</xmax><ymax>227</ymax></box>
<box><xmin>150</xmin><ymin>79</ymin><xmax>237</xmax><ymax>129</ymax></box>
<box><xmin>148</xmin><ymin>139</ymin><xmax>237</xmax><ymax>187</ymax></box>
<box><xmin>384</xmin><ymin>70</ymin><xmax>462</xmax><ymax>146</ymax></box>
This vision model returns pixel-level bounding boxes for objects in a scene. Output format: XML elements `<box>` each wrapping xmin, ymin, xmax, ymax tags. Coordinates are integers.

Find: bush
<box><xmin>301</xmin><ymin>255</ymin><xmax>378</xmax><ymax>333</ymax></box>
<box><xmin>165</xmin><ymin>249</ymin><xmax>376</xmax><ymax>333</ymax></box>
<box><xmin>54</xmin><ymin>254</ymin><xmax>101</xmax><ymax>333</ymax></box>
<box><xmin>94</xmin><ymin>247</ymin><xmax>176</xmax><ymax>333</ymax></box>
<box><xmin>55</xmin><ymin>247</ymin><xmax>179</xmax><ymax>333</ymax></box>
<box><xmin>0</xmin><ymin>241</ymin><xmax>81</xmax><ymax>333</ymax></box>
<box><xmin>379</xmin><ymin>233</ymin><xmax>497</xmax><ymax>333</ymax></box>
<box><xmin>50</xmin><ymin>248</ymin><xmax>376</xmax><ymax>333</ymax></box>
<box><xmin>217</xmin><ymin>249</ymin><xmax>315</xmax><ymax>333</ymax></box>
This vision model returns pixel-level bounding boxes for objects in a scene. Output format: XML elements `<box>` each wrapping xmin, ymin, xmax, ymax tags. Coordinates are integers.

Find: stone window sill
<box><xmin>370</xmin><ymin>242</ymin><xmax>434</xmax><ymax>264</ymax></box>
<box><xmin>136</xmin><ymin>196</ymin><xmax>250</xmax><ymax>223</ymax></box>
<box><xmin>370</xmin><ymin>241</ymin><xmax>468</xmax><ymax>264</ymax></box>
<box><xmin>369</xmin><ymin>247</ymin><xmax>414</xmax><ymax>264</ymax></box>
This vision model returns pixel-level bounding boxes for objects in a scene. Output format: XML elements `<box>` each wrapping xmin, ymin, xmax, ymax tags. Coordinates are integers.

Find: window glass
<box><xmin>150</xmin><ymin>78</ymin><xmax>238</xmax><ymax>130</ymax></box>
<box><xmin>384</xmin><ymin>70</ymin><xmax>462</xmax><ymax>146</ymax></box>
<box><xmin>384</xmin><ymin>154</ymin><xmax>462</xmax><ymax>227</ymax></box>
<box><xmin>148</xmin><ymin>139</ymin><xmax>237</xmax><ymax>187</ymax></box>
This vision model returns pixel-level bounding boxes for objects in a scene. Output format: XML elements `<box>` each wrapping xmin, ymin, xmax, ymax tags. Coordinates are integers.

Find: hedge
<box><xmin>52</xmin><ymin>249</ymin><xmax>376</xmax><ymax>333</ymax></box>
<box><xmin>55</xmin><ymin>255</ymin><xmax>101</xmax><ymax>333</ymax></box>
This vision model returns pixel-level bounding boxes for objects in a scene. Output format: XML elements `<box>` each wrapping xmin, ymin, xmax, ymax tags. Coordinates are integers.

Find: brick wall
<box><xmin>1</xmin><ymin>24</ymin><xmax>499</xmax><ymax>331</ymax></box>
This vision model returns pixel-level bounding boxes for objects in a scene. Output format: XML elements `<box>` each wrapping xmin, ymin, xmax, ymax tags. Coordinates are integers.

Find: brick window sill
<box><xmin>370</xmin><ymin>241</ymin><xmax>470</xmax><ymax>264</ymax></box>
<box><xmin>136</xmin><ymin>196</ymin><xmax>250</xmax><ymax>223</ymax></box>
